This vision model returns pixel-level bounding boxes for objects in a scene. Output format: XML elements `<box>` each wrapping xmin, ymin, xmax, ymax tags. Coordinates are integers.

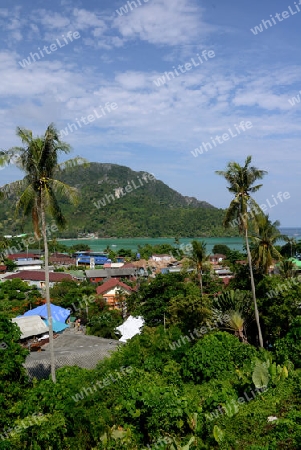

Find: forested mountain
<box><xmin>0</xmin><ymin>162</ymin><xmax>236</xmax><ymax>238</ymax></box>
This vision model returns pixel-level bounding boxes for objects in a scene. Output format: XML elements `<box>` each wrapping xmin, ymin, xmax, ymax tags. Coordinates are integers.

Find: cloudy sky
<box><xmin>0</xmin><ymin>0</ymin><xmax>300</xmax><ymax>226</ymax></box>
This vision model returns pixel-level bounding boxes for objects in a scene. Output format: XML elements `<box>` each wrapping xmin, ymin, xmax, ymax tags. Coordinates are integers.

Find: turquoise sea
<box><xmin>58</xmin><ymin>228</ymin><xmax>301</xmax><ymax>253</ymax></box>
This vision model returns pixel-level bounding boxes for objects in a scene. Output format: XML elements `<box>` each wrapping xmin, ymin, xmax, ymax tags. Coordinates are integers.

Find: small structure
<box><xmin>209</xmin><ymin>254</ymin><xmax>227</xmax><ymax>265</ymax></box>
<box><xmin>23</xmin><ymin>303</ymin><xmax>70</xmax><ymax>324</ymax></box>
<box><xmin>96</xmin><ymin>278</ymin><xmax>135</xmax><ymax>310</ymax></box>
<box><xmin>214</xmin><ymin>268</ymin><xmax>233</xmax><ymax>279</ymax></box>
<box><xmin>12</xmin><ymin>315</ymin><xmax>49</xmax><ymax>340</ymax></box>
<box><xmin>151</xmin><ymin>254</ymin><xmax>173</xmax><ymax>262</ymax></box>
<box><xmin>115</xmin><ymin>315</ymin><xmax>144</xmax><ymax>343</ymax></box>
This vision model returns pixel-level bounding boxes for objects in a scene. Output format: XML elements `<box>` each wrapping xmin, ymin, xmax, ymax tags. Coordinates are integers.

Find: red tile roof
<box><xmin>49</xmin><ymin>256</ymin><xmax>76</xmax><ymax>264</ymax></box>
<box><xmin>96</xmin><ymin>278</ymin><xmax>134</xmax><ymax>295</ymax></box>
<box><xmin>7</xmin><ymin>253</ymin><xmax>40</xmax><ymax>260</ymax></box>
<box><xmin>4</xmin><ymin>271</ymin><xmax>73</xmax><ymax>282</ymax></box>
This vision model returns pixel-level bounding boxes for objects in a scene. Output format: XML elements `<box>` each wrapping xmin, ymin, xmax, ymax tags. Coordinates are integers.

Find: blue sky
<box><xmin>0</xmin><ymin>0</ymin><xmax>300</xmax><ymax>226</ymax></box>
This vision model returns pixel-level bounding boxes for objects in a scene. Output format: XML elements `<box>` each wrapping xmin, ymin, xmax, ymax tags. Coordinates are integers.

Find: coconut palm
<box><xmin>250</xmin><ymin>214</ymin><xmax>283</xmax><ymax>274</ymax></box>
<box><xmin>216</xmin><ymin>156</ymin><xmax>267</xmax><ymax>347</ymax></box>
<box><xmin>283</xmin><ymin>236</ymin><xmax>297</xmax><ymax>258</ymax></box>
<box><xmin>278</xmin><ymin>259</ymin><xmax>297</xmax><ymax>279</ymax></box>
<box><xmin>190</xmin><ymin>240</ymin><xmax>209</xmax><ymax>297</ymax></box>
<box><xmin>3</xmin><ymin>124</ymin><xmax>85</xmax><ymax>382</ymax></box>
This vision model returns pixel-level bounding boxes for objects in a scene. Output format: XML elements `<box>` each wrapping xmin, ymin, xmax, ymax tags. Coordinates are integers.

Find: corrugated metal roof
<box><xmin>86</xmin><ymin>268</ymin><xmax>136</xmax><ymax>278</ymax></box>
<box><xmin>12</xmin><ymin>315</ymin><xmax>49</xmax><ymax>339</ymax></box>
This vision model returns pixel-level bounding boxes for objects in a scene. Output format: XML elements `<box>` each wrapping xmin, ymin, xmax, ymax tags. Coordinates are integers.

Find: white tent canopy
<box><xmin>116</xmin><ymin>316</ymin><xmax>144</xmax><ymax>343</ymax></box>
<box><xmin>12</xmin><ymin>315</ymin><xmax>49</xmax><ymax>339</ymax></box>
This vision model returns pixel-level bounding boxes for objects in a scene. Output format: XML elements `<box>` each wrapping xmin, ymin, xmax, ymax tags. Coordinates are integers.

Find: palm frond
<box><xmin>49</xmin><ymin>179</ymin><xmax>79</xmax><ymax>206</ymax></box>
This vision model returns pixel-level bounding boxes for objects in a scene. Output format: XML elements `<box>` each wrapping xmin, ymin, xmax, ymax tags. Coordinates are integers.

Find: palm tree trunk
<box><xmin>41</xmin><ymin>200</ymin><xmax>56</xmax><ymax>383</ymax></box>
<box><xmin>200</xmin><ymin>271</ymin><xmax>203</xmax><ymax>298</ymax></box>
<box><xmin>245</xmin><ymin>227</ymin><xmax>264</xmax><ymax>348</ymax></box>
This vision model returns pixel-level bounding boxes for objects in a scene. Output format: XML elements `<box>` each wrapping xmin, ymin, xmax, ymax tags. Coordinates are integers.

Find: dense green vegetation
<box><xmin>1</xmin><ymin>149</ymin><xmax>301</xmax><ymax>449</ymax></box>
<box><xmin>0</xmin><ymin>272</ymin><xmax>300</xmax><ymax>449</ymax></box>
<box><xmin>0</xmin><ymin>163</ymin><xmax>237</xmax><ymax>238</ymax></box>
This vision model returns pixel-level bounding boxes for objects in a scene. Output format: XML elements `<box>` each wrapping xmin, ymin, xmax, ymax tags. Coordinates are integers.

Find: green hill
<box><xmin>0</xmin><ymin>162</ymin><xmax>235</xmax><ymax>238</ymax></box>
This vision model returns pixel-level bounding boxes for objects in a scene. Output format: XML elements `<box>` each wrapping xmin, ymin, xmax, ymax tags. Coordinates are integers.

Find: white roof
<box><xmin>116</xmin><ymin>315</ymin><xmax>144</xmax><ymax>343</ymax></box>
<box><xmin>15</xmin><ymin>260</ymin><xmax>43</xmax><ymax>266</ymax></box>
<box><xmin>12</xmin><ymin>315</ymin><xmax>49</xmax><ymax>339</ymax></box>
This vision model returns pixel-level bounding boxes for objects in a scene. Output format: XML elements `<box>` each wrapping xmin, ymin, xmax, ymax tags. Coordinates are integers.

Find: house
<box><xmin>0</xmin><ymin>265</ymin><xmax>7</xmax><ymax>274</ymax></box>
<box><xmin>49</xmin><ymin>253</ymin><xmax>76</xmax><ymax>266</ymax></box>
<box><xmin>209</xmin><ymin>254</ymin><xmax>227</xmax><ymax>265</ymax></box>
<box><xmin>151</xmin><ymin>254</ymin><xmax>173</xmax><ymax>262</ymax></box>
<box><xmin>15</xmin><ymin>259</ymin><xmax>43</xmax><ymax>271</ymax></box>
<box><xmin>214</xmin><ymin>268</ymin><xmax>233</xmax><ymax>279</ymax></box>
<box><xmin>86</xmin><ymin>268</ymin><xmax>137</xmax><ymax>283</ymax></box>
<box><xmin>96</xmin><ymin>278</ymin><xmax>135</xmax><ymax>309</ymax></box>
<box><xmin>3</xmin><ymin>270</ymin><xmax>73</xmax><ymax>289</ymax></box>
<box><xmin>6</xmin><ymin>253</ymin><xmax>41</xmax><ymax>261</ymax></box>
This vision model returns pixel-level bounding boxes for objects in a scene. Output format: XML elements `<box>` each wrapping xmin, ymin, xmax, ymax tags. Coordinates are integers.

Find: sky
<box><xmin>0</xmin><ymin>0</ymin><xmax>300</xmax><ymax>227</ymax></box>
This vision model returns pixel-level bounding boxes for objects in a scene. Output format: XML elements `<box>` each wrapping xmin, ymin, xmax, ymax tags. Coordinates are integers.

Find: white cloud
<box><xmin>113</xmin><ymin>0</ymin><xmax>210</xmax><ymax>46</ymax></box>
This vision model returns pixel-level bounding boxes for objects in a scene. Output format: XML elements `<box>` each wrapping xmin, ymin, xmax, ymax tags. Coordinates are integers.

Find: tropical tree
<box><xmin>250</xmin><ymin>214</ymin><xmax>283</xmax><ymax>274</ymax></box>
<box><xmin>216</xmin><ymin>156</ymin><xmax>267</xmax><ymax>347</ymax></box>
<box><xmin>190</xmin><ymin>240</ymin><xmax>209</xmax><ymax>297</ymax></box>
<box><xmin>2</xmin><ymin>124</ymin><xmax>84</xmax><ymax>382</ymax></box>
<box><xmin>211</xmin><ymin>290</ymin><xmax>253</xmax><ymax>344</ymax></box>
<box><xmin>278</xmin><ymin>259</ymin><xmax>297</xmax><ymax>279</ymax></box>
<box><xmin>283</xmin><ymin>236</ymin><xmax>297</xmax><ymax>258</ymax></box>
<box><xmin>0</xmin><ymin>236</ymin><xmax>9</xmax><ymax>261</ymax></box>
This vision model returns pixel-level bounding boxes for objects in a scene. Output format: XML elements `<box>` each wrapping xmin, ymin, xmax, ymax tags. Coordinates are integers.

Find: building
<box><xmin>15</xmin><ymin>260</ymin><xmax>43</xmax><ymax>271</ymax></box>
<box><xmin>209</xmin><ymin>254</ymin><xmax>227</xmax><ymax>265</ymax></box>
<box><xmin>49</xmin><ymin>253</ymin><xmax>76</xmax><ymax>267</ymax></box>
<box><xmin>151</xmin><ymin>254</ymin><xmax>173</xmax><ymax>262</ymax></box>
<box><xmin>3</xmin><ymin>270</ymin><xmax>73</xmax><ymax>289</ymax></box>
<box><xmin>96</xmin><ymin>278</ymin><xmax>135</xmax><ymax>309</ymax></box>
<box><xmin>6</xmin><ymin>253</ymin><xmax>41</xmax><ymax>261</ymax></box>
<box><xmin>86</xmin><ymin>267</ymin><xmax>137</xmax><ymax>283</ymax></box>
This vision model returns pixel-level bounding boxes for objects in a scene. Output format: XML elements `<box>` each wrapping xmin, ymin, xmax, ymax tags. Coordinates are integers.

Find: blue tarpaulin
<box><xmin>43</xmin><ymin>319</ymin><xmax>69</xmax><ymax>333</ymax></box>
<box><xmin>23</xmin><ymin>303</ymin><xmax>70</xmax><ymax>323</ymax></box>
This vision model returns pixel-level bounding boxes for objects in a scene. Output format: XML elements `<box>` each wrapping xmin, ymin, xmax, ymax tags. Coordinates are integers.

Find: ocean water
<box><xmin>58</xmin><ymin>228</ymin><xmax>301</xmax><ymax>253</ymax></box>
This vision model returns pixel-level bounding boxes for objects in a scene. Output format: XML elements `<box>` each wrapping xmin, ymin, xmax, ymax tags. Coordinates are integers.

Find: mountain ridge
<box><xmin>0</xmin><ymin>162</ymin><xmax>236</xmax><ymax>238</ymax></box>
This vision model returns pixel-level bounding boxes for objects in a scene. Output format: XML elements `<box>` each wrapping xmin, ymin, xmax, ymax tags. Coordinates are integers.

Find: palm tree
<box><xmin>190</xmin><ymin>240</ymin><xmax>209</xmax><ymax>297</ymax></box>
<box><xmin>211</xmin><ymin>290</ymin><xmax>253</xmax><ymax>344</ymax></box>
<box><xmin>278</xmin><ymin>259</ymin><xmax>297</xmax><ymax>279</ymax></box>
<box><xmin>216</xmin><ymin>156</ymin><xmax>267</xmax><ymax>348</ymax></box>
<box><xmin>4</xmin><ymin>124</ymin><xmax>84</xmax><ymax>382</ymax></box>
<box><xmin>283</xmin><ymin>237</ymin><xmax>297</xmax><ymax>258</ymax></box>
<box><xmin>250</xmin><ymin>214</ymin><xmax>283</xmax><ymax>274</ymax></box>
<box><xmin>0</xmin><ymin>236</ymin><xmax>9</xmax><ymax>262</ymax></box>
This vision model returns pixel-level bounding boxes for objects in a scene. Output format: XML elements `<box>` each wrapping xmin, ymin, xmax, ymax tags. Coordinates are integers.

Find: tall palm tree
<box><xmin>216</xmin><ymin>156</ymin><xmax>267</xmax><ymax>348</ymax></box>
<box><xmin>250</xmin><ymin>214</ymin><xmax>283</xmax><ymax>274</ymax></box>
<box><xmin>190</xmin><ymin>240</ymin><xmax>209</xmax><ymax>297</ymax></box>
<box><xmin>283</xmin><ymin>237</ymin><xmax>297</xmax><ymax>258</ymax></box>
<box><xmin>3</xmin><ymin>124</ymin><xmax>83</xmax><ymax>382</ymax></box>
